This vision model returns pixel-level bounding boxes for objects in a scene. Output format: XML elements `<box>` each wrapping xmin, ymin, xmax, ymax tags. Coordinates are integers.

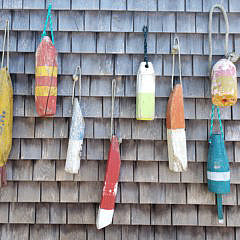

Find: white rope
<box><xmin>171</xmin><ymin>36</ymin><xmax>182</xmax><ymax>89</ymax></box>
<box><xmin>111</xmin><ymin>79</ymin><xmax>116</xmax><ymax>138</ymax></box>
<box><xmin>1</xmin><ymin>20</ymin><xmax>9</xmax><ymax>69</ymax></box>
<box><xmin>208</xmin><ymin>4</ymin><xmax>229</xmax><ymax>74</ymax></box>
<box><xmin>72</xmin><ymin>66</ymin><xmax>81</xmax><ymax>105</ymax></box>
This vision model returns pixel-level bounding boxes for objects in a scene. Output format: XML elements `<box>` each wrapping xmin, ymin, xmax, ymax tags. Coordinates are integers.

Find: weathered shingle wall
<box><xmin>1</xmin><ymin>0</ymin><xmax>240</xmax><ymax>239</ymax></box>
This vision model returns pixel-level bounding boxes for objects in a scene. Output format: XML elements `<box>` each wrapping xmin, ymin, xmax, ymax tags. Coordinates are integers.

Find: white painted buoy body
<box><xmin>167</xmin><ymin>128</ymin><xmax>187</xmax><ymax>172</ymax></box>
<box><xmin>166</xmin><ymin>84</ymin><xmax>187</xmax><ymax>172</ymax></box>
<box><xmin>96</xmin><ymin>208</ymin><xmax>114</xmax><ymax>229</ymax></box>
<box><xmin>65</xmin><ymin>98</ymin><xmax>85</xmax><ymax>174</ymax></box>
<box><xmin>136</xmin><ymin>62</ymin><xmax>155</xmax><ymax>120</ymax></box>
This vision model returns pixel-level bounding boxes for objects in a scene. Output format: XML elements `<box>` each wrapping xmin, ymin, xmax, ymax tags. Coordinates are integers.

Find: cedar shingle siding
<box><xmin>1</xmin><ymin>0</ymin><xmax>240</xmax><ymax>239</ymax></box>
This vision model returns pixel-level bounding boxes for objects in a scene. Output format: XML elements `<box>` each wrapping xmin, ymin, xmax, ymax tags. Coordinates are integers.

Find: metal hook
<box><xmin>72</xmin><ymin>66</ymin><xmax>82</xmax><ymax>104</ymax></box>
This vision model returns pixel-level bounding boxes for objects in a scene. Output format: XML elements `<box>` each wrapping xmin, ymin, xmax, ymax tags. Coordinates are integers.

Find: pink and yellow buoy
<box><xmin>211</xmin><ymin>58</ymin><xmax>237</xmax><ymax>107</ymax></box>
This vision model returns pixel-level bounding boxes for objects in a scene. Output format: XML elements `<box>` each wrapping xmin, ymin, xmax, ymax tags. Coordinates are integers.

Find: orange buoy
<box><xmin>166</xmin><ymin>37</ymin><xmax>187</xmax><ymax>172</ymax></box>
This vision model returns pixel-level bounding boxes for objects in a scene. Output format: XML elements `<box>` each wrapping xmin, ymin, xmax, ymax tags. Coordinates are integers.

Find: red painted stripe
<box><xmin>35</xmin><ymin>95</ymin><xmax>57</xmax><ymax>117</ymax></box>
<box><xmin>99</xmin><ymin>136</ymin><xmax>121</xmax><ymax>210</ymax></box>
<box><xmin>35</xmin><ymin>76</ymin><xmax>57</xmax><ymax>87</ymax></box>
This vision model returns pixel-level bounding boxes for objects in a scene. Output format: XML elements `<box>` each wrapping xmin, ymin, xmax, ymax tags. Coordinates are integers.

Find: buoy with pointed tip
<box><xmin>207</xmin><ymin>105</ymin><xmax>230</xmax><ymax>224</ymax></box>
<box><xmin>65</xmin><ymin>66</ymin><xmax>85</xmax><ymax>174</ymax></box>
<box><xmin>166</xmin><ymin>37</ymin><xmax>187</xmax><ymax>172</ymax></box>
<box><xmin>96</xmin><ymin>79</ymin><xmax>121</xmax><ymax>229</ymax></box>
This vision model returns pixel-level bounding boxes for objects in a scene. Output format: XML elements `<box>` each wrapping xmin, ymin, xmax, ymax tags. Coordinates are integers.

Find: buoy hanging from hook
<box><xmin>35</xmin><ymin>0</ymin><xmax>58</xmax><ymax>117</ymax></box>
<box><xmin>166</xmin><ymin>36</ymin><xmax>187</xmax><ymax>172</ymax></box>
<box><xmin>136</xmin><ymin>25</ymin><xmax>155</xmax><ymax>121</ymax></box>
<box><xmin>65</xmin><ymin>66</ymin><xmax>85</xmax><ymax>174</ymax></box>
<box><xmin>209</xmin><ymin>4</ymin><xmax>237</xmax><ymax>107</ymax></box>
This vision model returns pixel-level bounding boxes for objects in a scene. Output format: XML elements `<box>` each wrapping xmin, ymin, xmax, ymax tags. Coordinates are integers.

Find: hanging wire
<box><xmin>171</xmin><ymin>36</ymin><xmax>182</xmax><ymax>90</ymax></box>
<box><xmin>143</xmin><ymin>25</ymin><xmax>149</xmax><ymax>68</ymax></box>
<box><xmin>72</xmin><ymin>66</ymin><xmax>82</xmax><ymax>104</ymax></box>
<box><xmin>110</xmin><ymin>79</ymin><xmax>116</xmax><ymax>138</ymax></box>
<box><xmin>1</xmin><ymin>20</ymin><xmax>9</xmax><ymax>70</ymax></box>
<box><xmin>209</xmin><ymin>104</ymin><xmax>224</xmax><ymax>143</ymax></box>
<box><xmin>208</xmin><ymin>4</ymin><xmax>229</xmax><ymax>75</ymax></box>
<box><xmin>41</xmin><ymin>0</ymin><xmax>55</xmax><ymax>45</ymax></box>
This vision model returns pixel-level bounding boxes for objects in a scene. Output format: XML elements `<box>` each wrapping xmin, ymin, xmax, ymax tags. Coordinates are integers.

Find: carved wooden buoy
<box><xmin>166</xmin><ymin>37</ymin><xmax>187</xmax><ymax>172</ymax></box>
<box><xmin>35</xmin><ymin>36</ymin><xmax>58</xmax><ymax>116</ymax></box>
<box><xmin>65</xmin><ymin>67</ymin><xmax>85</xmax><ymax>174</ymax></box>
<box><xmin>0</xmin><ymin>20</ymin><xmax>12</xmax><ymax>187</ymax></box>
<box><xmin>96</xmin><ymin>79</ymin><xmax>121</xmax><ymax>229</ymax></box>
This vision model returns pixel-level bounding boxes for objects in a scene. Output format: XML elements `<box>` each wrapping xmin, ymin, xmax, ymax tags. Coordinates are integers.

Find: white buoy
<box><xmin>65</xmin><ymin>66</ymin><xmax>85</xmax><ymax>174</ymax></box>
<box><xmin>136</xmin><ymin>61</ymin><xmax>155</xmax><ymax>120</ymax></box>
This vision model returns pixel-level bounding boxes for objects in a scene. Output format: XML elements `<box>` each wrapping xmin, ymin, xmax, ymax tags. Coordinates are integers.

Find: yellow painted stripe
<box><xmin>36</xmin><ymin>66</ymin><xmax>57</xmax><ymax>77</ymax></box>
<box><xmin>35</xmin><ymin>86</ymin><xmax>57</xmax><ymax>96</ymax></box>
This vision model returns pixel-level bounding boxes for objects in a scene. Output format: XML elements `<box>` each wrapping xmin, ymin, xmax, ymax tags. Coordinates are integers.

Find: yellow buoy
<box><xmin>0</xmin><ymin>20</ymin><xmax>13</xmax><ymax>187</ymax></box>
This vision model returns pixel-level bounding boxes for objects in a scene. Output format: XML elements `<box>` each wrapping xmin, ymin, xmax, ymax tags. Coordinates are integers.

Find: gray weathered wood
<box><xmin>121</xmin><ymin>182</ymin><xmax>139</xmax><ymax>203</ymax></box>
<box><xmin>50</xmin><ymin>203</ymin><xmax>66</xmax><ymax>224</ymax></box>
<box><xmin>172</xmin><ymin>205</ymin><xmax>198</xmax><ymax>225</ymax></box>
<box><xmin>186</xmin><ymin>179</ymin><xmax>213</xmax><ymax>202</ymax></box>
<box><xmin>36</xmin><ymin>203</ymin><xmax>49</xmax><ymax>224</ymax></box>
<box><xmin>166</xmin><ymin>184</ymin><xmax>186</xmax><ymax>204</ymax></box>
<box><xmin>9</xmin><ymin>203</ymin><xmax>35</xmax><ymax>223</ymax></box>
<box><xmin>159</xmin><ymin>162</ymin><xmax>181</xmax><ymax>182</ymax></box>
<box><xmin>18</xmin><ymin>182</ymin><xmax>40</xmax><ymax>202</ymax></box>
<box><xmin>79</xmin><ymin>182</ymin><xmax>102</xmax><ymax>202</ymax></box>
<box><xmin>60</xmin><ymin>182</ymin><xmax>78</xmax><ymax>202</ymax></box>
<box><xmin>206</xmin><ymin>226</ymin><xmax>234</xmax><ymax>239</ymax></box>
<box><xmin>60</xmin><ymin>225</ymin><xmax>86</xmax><ymax>240</ymax></box>
<box><xmin>30</xmin><ymin>225</ymin><xmax>59</xmax><ymax>240</ymax></box>
<box><xmin>41</xmin><ymin>182</ymin><xmax>60</xmax><ymax>202</ymax></box>
<box><xmin>177</xmin><ymin>226</ymin><xmax>205</xmax><ymax>240</ymax></box>
<box><xmin>68</xmin><ymin>203</ymin><xmax>95</xmax><ymax>224</ymax></box>
<box><xmin>33</xmin><ymin>160</ymin><xmax>55</xmax><ymax>181</ymax></box>
<box><xmin>131</xmin><ymin>204</ymin><xmax>150</xmax><ymax>225</ymax></box>
<box><xmin>140</xmin><ymin>183</ymin><xmax>166</xmax><ymax>203</ymax></box>
<box><xmin>111</xmin><ymin>11</ymin><xmax>133</xmax><ymax>32</ymax></box>
<box><xmin>13</xmin><ymin>160</ymin><xmax>33</xmax><ymax>181</ymax></box>
<box><xmin>151</xmin><ymin>204</ymin><xmax>171</xmax><ymax>225</ymax></box>
<box><xmin>21</xmin><ymin>139</ymin><xmax>41</xmax><ymax>159</ymax></box>
<box><xmin>134</xmin><ymin>162</ymin><xmax>158</xmax><ymax>182</ymax></box>
<box><xmin>148</xmin><ymin>12</ymin><xmax>175</xmax><ymax>32</ymax></box>
<box><xmin>85</xmin><ymin>11</ymin><xmax>111</xmax><ymax>31</ymax></box>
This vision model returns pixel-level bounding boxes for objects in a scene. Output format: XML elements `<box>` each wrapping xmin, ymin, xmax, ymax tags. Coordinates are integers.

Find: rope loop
<box><xmin>110</xmin><ymin>79</ymin><xmax>116</xmax><ymax>138</ymax></box>
<box><xmin>41</xmin><ymin>2</ymin><xmax>55</xmax><ymax>45</ymax></box>
<box><xmin>1</xmin><ymin>20</ymin><xmax>9</xmax><ymax>70</ymax></box>
<box><xmin>143</xmin><ymin>25</ymin><xmax>149</xmax><ymax>68</ymax></box>
<box><xmin>208</xmin><ymin>4</ymin><xmax>229</xmax><ymax>74</ymax></box>
<box><xmin>72</xmin><ymin>66</ymin><xmax>81</xmax><ymax>105</ymax></box>
<box><xmin>171</xmin><ymin>36</ymin><xmax>182</xmax><ymax>89</ymax></box>
<box><xmin>209</xmin><ymin>104</ymin><xmax>224</xmax><ymax>142</ymax></box>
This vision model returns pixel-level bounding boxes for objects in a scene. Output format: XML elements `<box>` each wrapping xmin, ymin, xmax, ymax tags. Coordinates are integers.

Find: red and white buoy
<box><xmin>96</xmin><ymin>79</ymin><xmax>121</xmax><ymax>229</ymax></box>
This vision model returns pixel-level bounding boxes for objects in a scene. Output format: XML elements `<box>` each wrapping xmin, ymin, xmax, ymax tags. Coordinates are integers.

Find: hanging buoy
<box><xmin>166</xmin><ymin>37</ymin><xmax>187</xmax><ymax>172</ymax></box>
<box><xmin>96</xmin><ymin>79</ymin><xmax>121</xmax><ymax>229</ymax></box>
<box><xmin>35</xmin><ymin>2</ymin><xmax>58</xmax><ymax>117</ymax></box>
<box><xmin>65</xmin><ymin>66</ymin><xmax>85</xmax><ymax>174</ymax></box>
<box><xmin>207</xmin><ymin>105</ymin><xmax>230</xmax><ymax>223</ymax></box>
<box><xmin>209</xmin><ymin>4</ymin><xmax>237</xmax><ymax>107</ymax></box>
<box><xmin>0</xmin><ymin>20</ymin><xmax>12</xmax><ymax>187</ymax></box>
<box><xmin>136</xmin><ymin>26</ymin><xmax>155</xmax><ymax>120</ymax></box>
